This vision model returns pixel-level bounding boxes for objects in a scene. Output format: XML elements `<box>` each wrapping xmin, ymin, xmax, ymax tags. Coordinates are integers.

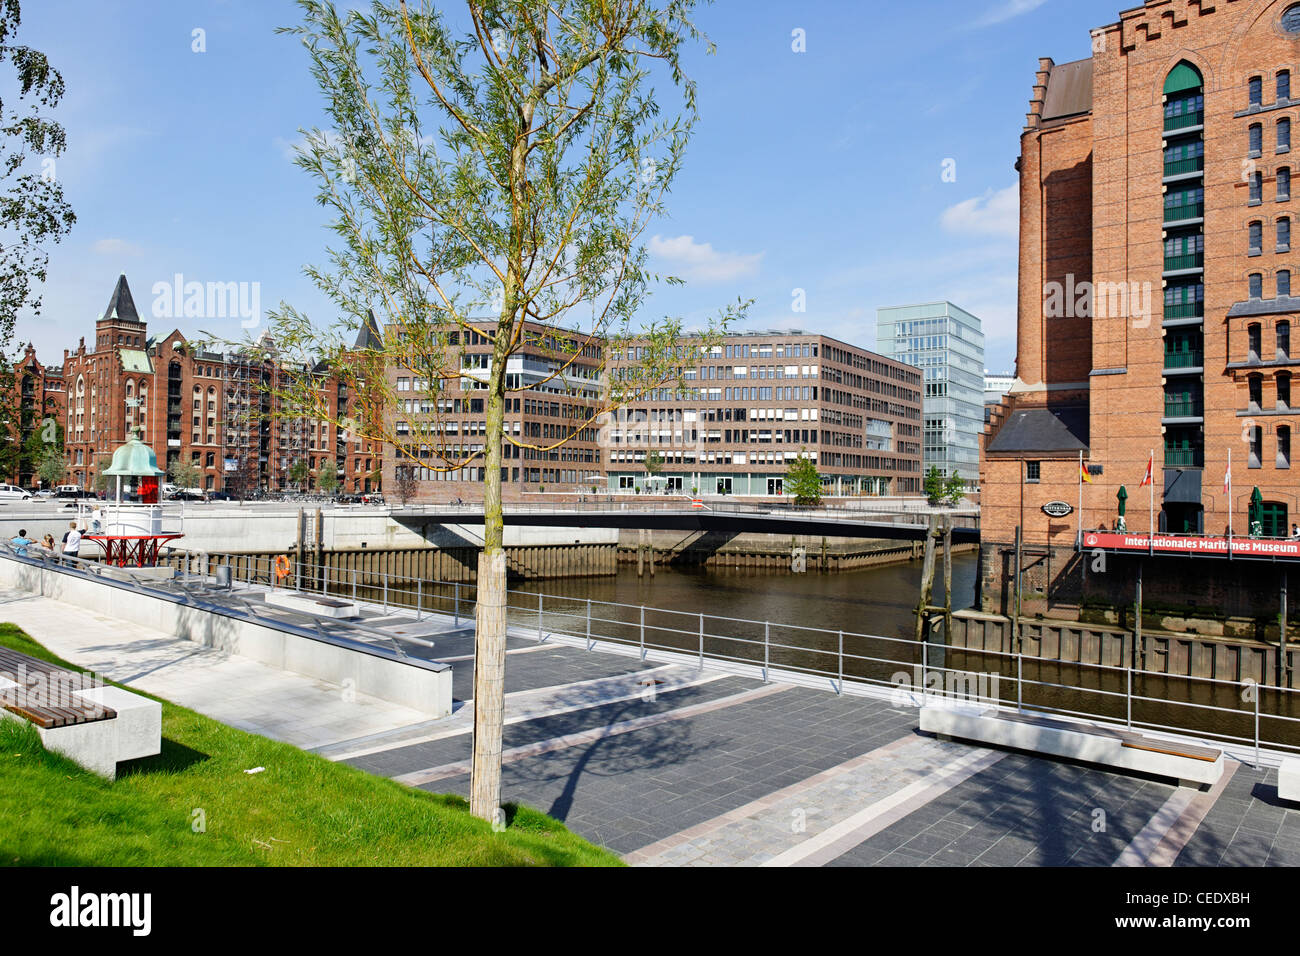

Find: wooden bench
<box><xmin>0</xmin><ymin>647</ymin><xmax>161</xmax><ymax>780</ymax></box>
<box><xmin>919</xmin><ymin>704</ymin><xmax>1224</xmax><ymax>789</ymax></box>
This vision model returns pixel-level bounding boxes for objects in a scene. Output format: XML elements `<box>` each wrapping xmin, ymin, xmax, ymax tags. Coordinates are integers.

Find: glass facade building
<box><xmin>875</xmin><ymin>301</ymin><xmax>985</xmax><ymax>487</ymax></box>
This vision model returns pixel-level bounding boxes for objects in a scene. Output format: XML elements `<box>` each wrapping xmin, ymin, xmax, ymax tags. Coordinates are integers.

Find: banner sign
<box><xmin>1083</xmin><ymin>532</ymin><xmax>1300</xmax><ymax>559</ymax></box>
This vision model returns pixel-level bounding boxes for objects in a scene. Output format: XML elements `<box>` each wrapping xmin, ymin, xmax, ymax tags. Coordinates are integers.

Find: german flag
<box><xmin>1081</xmin><ymin>461</ymin><xmax>1092</xmax><ymax>483</ymax></box>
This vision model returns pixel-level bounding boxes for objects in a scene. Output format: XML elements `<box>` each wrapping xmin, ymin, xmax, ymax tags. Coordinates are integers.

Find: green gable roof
<box><xmin>1164</xmin><ymin>62</ymin><xmax>1203</xmax><ymax>95</ymax></box>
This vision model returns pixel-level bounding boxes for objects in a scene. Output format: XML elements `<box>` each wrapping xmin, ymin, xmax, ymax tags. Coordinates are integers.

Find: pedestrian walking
<box><xmin>91</xmin><ymin>506</ymin><xmax>103</xmax><ymax>533</ymax></box>
<box><xmin>61</xmin><ymin>521</ymin><xmax>82</xmax><ymax>562</ymax></box>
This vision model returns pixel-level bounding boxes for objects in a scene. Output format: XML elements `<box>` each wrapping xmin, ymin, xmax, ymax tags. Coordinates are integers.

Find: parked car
<box><xmin>54</xmin><ymin>484</ymin><xmax>87</xmax><ymax>499</ymax></box>
<box><xmin>28</xmin><ymin>488</ymin><xmax>54</xmax><ymax>500</ymax></box>
<box><xmin>206</xmin><ymin>491</ymin><xmax>232</xmax><ymax>502</ymax></box>
<box><xmin>0</xmin><ymin>483</ymin><xmax>31</xmax><ymax>501</ymax></box>
<box><xmin>169</xmin><ymin>489</ymin><xmax>207</xmax><ymax>502</ymax></box>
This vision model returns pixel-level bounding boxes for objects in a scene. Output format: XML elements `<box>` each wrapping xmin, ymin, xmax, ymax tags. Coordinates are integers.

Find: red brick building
<box><xmin>982</xmin><ymin>0</ymin><xmax>1300</xmax><ymax>618</ymax></box>
<box><xmin>55</xmin><ymin>274</ymin><xmax>380</xmax><ymax>494</ymax></box>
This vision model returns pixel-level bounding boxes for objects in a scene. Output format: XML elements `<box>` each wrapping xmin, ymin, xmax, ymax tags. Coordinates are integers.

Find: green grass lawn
<box><xmin>0</xmin><ymin>624</ymin><xmax>622</xmax><ymax>866</ymax></box>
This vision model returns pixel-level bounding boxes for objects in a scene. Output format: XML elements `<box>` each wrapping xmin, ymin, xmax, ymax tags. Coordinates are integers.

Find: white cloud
<box><xmin>92</xmin><ymin>238</ymin><xmax>144</xmax><ymax>257</ymax></box>
<box><xmin>973</xmin><ymin>0</ymin><xmax>1050</xmax><ymax>28</ymax></box>
<box><xmin>939</xmin><ymin>184</ymin><xmax>1019</xmax><ymax>239</ymax></box>
<box><xmin>648</xmin><ymin>234</ymin><xmax>763</xmax><ymax>283</ymax></box>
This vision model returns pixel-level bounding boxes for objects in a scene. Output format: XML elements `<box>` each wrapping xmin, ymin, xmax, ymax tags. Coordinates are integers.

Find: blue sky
<box><xmin>12</xmin><ymin>0</ymin><xmax>1125</xmax><ymax>373</ymax></box>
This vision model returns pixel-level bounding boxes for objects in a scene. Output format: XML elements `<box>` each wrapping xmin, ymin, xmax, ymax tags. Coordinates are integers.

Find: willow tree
<box><xmin>268</xmin><ymin>0</ymin><xmax>743</xmax><ymax>822</ymax></box>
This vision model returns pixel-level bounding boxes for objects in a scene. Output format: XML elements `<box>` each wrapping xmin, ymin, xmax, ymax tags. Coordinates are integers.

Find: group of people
<box><xmin>9</xmin><ymin>515</ymin><xmax>99</xmax><ymax>562</ymax></box>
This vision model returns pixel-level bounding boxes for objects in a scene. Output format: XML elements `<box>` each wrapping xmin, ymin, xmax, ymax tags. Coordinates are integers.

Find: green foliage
<box><xmin>643</xmin><ymin>451</ymin><xmax>664</xmax><ymax>476</ymax></box>
<box><xmin>784</xmin><ymin>450</ymin><xmax>822</xmax><ymax>507</ymax></box>
<box><xmin>0</xmin><ymin>624</ymin><xmax>620</xmax><ymax>867</ymax></box>
<box><xmin>942</xmin><ymin>472</ymin><xmax>966</xmax><ymax>505</ymax></box>
<box><xmin>316</xmin><ymin>463</ymin><xmax>340</xmax><ymax>494</ymax></box>
<box><xmin>287</xmin><ymin>459</ymin><xmax>310</xmax><ymax>489</ymax></box>
<box><xmin>0</xmin><ymin>1</ymin><xmax>77</xmax><ymax>344</ymax></box>
<box><xmin>923</xmin><ymin>466</ymin><xmax>945</xmax><ymax>503</ymax></box>
<box><xmin>168</xmin><ymin>457</ymin><xmax>201</xmax><ymax>491</ymax></box>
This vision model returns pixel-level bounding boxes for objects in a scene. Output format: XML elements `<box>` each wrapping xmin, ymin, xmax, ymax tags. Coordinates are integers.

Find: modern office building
<box><xmin>875</xmin><ymin>301</ymin><xmax>985</xmax><ymax>487</ymax></box>
<box><xmin>379</xmin><ymin>319</ymin><xmax>605</xmax><ymax>498</ymax></box>
<box><xmin>606</xmin><ymin>331</ymin><xmax>922</xmax><ymax>496</ymax></box>
<box><xmin>981</xmin><ymin>0</ymin><xmax>1300</xmax><ymax>619</ymax></box>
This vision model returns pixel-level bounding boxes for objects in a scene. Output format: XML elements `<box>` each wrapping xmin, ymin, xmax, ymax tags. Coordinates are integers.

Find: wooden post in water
<box><xmin>1012</xmin><ymin>525</ymin><xmax>1022</xmax><ymax>655</ymax></box>
<box><xmin>914</xmin><ymin>514</ymin><xmax>939</xmax><ymax>648</ymax></box>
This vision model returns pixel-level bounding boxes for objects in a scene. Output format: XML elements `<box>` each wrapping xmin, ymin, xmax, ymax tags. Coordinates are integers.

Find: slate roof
<box><xmin>353</xmin><ymin>310</ymin><xmax>384</xmax><ymax>350</ymax></box>
<box><xmin>1227</xmin><ymin>296</ymin><xmax>1300</xmax><ymax>318</ymax></box>
<box><xmin>986</xmin><ymin>405</ymin><xmax>1089</xmax><ymax>453</ymax></box>
<box><xmin>102</xmin><ymin>274</ymin><xmax>142</xmax><ymax>324</ymax></box>
<box><xmin>1042</xmin><ymin>58</ymin><xmax>1093</xmax><ymax>121</ymax></box>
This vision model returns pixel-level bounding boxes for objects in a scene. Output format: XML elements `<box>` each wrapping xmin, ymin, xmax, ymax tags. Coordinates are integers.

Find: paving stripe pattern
<box><xmin>392</xmin><ymin>681</ymin><xmax>790</xmax><ymax>787</ymax></box>
<box><xmin>318</xmin><ymin>663</ymin><xmax>725</xmax><ymax>761</ymax></box>
<box><xmin>625</xmin><ymin>734</ymin><xmax>1003</xmax><ymax>867</ymax></box>
<box><xmin>1114</xmin><ymin>760</ymin><xmax>1239</xmax><ymax>867</ymax></box>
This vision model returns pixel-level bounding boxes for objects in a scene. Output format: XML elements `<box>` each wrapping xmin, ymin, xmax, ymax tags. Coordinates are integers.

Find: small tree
<box><xmin>785</xmin><ymin>449</ymin><xmax>822</xmax><ymax>507</ymax></box>
<box><xmin>923</xmin><ymin>465</ymin><xmax>945</xmax><ymax>505</ymax></box>
<box><xmin>35</xmin><ymin>443</ymin><xmax>64</xmax><ymax>487</ymax></box>
<box><xmin>168</xmin><ymin>457</ymin><xmax>202</xmax><ymax>491</ymax></box>
<box><xmin>287</xmin><ymin>459</ymin><xmax>310</xmax><ymax>491</ymax></box>
<box><xmin>942</xmin><ymin>472</ymin><xmax>966</xmax><ymax>505</ymax></box>
<box><xmin>393</xmin><ymin>464</ymin><xmax>419</xmax><ymax>504</ymax></box>
<box><xmin>317</xmin><ymin>463</ymin><xmax>341</xmax><ymax>495</ymax></box>
<box><xmin>91</xmin><ymin>455</ymin><xmax>111</xmax><ymax>494</ymax></box>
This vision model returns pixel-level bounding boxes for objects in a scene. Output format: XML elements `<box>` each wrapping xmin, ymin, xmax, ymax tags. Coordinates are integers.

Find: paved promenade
<box><xmin>2</xmin><ymin>574</ymin><xmax>1297</xmax><ymax>866</ymax></box>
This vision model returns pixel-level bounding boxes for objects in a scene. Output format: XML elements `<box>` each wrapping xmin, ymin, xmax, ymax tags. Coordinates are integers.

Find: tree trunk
<box><xmin>469</xmin><ymin>340</ymin><xmax>509</xmax><ymax>823</ymax></box>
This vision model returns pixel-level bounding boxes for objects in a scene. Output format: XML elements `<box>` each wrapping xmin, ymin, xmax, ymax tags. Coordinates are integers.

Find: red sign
<box><xmin>1083</xmin><ymin>531</ymin><xmax>1300</xmax><ymax>559</ymax></box>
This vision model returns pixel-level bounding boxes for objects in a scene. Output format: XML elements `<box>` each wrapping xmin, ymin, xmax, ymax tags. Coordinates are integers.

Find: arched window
<box><xmin>1282</xmin><ymin>167</ymin><xmax>1293</xmax><ymax>201</ymax></box>
<box><xmin>1250</xmin><ymin>75</ymin><xmax>1263</xmax><ymax>107</ymax></box>
<box><xmin>1249</xmin><ymin>374</ymin><xmax>1264</xmax><ymax>409</ymax></box>
<box><xmin>1250</xmin><ymin>273</ymin><xmax>1264</xmax><ymax>299</ymax></box>
<box><xmin>1164</xmin><ymin>62</ymin><xmax>1204</xmax><ymax>129</ymax></box>
<box><xmin>1282</xmin><ymin>70</ymin><xmax>1293</xmax><ymax>101</ymax></box>
<box><xmin>1249</xmin><ymin>322</ymin><xmax>1263</xmax><ymax>359</ymax></box>
<box><xmin>1280</xmin><ymin>426</ymin><xmax>1293</xmax><ymax>469</ymax></box>
<box><xmin>1250</xmin><ymin>123</ymin><xmax>1264</xmax><ymax>156</ymax></box>
<box><xmin>1250</xmin><ymin>220</ymin><xmax>1264</xmax><ymax>254</ymax></box>
<box><xmin>1278</xmin><ymin>371</ymin><xmax>1292</xmax><ymax>409</ymax></box>
<box><xmin>1280</xmin><ymin>217</ymin><xmax>1292</xmax><ymax>251</ymax></box>
<box><xmin>1279</xmin><ymin>320</ymin><xmax>1292</xmax><ymax>357</ymax></box>
<box><xmin>1280</xmin><ymin>270</ymin><xmax>1293</xmax><ymax>297</ymax></box>
<box><xmin>1281</xmin><ymin>117</ymin><xmax>1293</xmax><ymax>152</ymax></box>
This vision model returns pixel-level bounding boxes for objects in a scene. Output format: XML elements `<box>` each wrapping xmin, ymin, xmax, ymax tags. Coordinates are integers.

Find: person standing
<box><xmin>61</xmin><ymin>521</ymin><xmax>82</xmax><ymax>562</ymax></box>
<box><xmin>91</xmin><ymin>505</ymin><xmax>103</xmax><ymax>533</ymax></box>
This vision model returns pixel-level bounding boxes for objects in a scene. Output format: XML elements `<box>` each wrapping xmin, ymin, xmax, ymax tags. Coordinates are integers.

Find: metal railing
<box><xmin>193</xmin><ymin>552</ymin><xmax>1300</xmax><ymax>766</ymax></box>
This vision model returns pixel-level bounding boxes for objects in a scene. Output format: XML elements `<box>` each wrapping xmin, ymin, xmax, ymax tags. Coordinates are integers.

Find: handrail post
<box><xmin>382</xmin><ymin>571</ymin><xmax>388</xmax><ymax>611</ymax></box>
<box><xmin>698</xmin><ymin>612</ymin><xmax>704</xmax><ymax>669</ymax></box>
<box><xmin>538</xmin><ymin>592</ymin><xmax>544</xmax><ymax>643</ymax></box>
<box><xmin>639</xmin><ymin>605</ymin><xmax>645</xmax><ymax>659</ymax></box>
<box><xmin>837</xmin><ymin>629</ymin><xmax>843</xmax><ymax>696</ymax></box>
<box><xmin>1017</xmin><ymin>652</ymin><xmax>1023</xmax><ymax>713</ymax></box>
<box><xmin>416</xmin><ymin>579</ymin><xmax>422</xmax><ymax>621</ymax></box>
<box><xmin>586</xmin><ymin>598</ymin><xmax>592</xmax><ymax>650</ymax></box>
<box><xmin>352</xmin><ymin>567</ymin><xmax>357</xmax><ymax>603</ymax></box>
<box><xmin>763</xmin><ymin>621</ymin><xmax>770</xmax><ymax>684</ymax></box>
<box><xmin>1255</xmin><ymin>683</ymin><xmax>1262</xmax><ymax>769</ymax></box>
<box><xmin>1126</xmin><ymin>667</ymin><xmax>1132</xmax><ymax>728</ymax></box>
<box><xmin>454</xmin><ymin>582</ymin><xmax>460</xmax><ymax>625</ymax></box>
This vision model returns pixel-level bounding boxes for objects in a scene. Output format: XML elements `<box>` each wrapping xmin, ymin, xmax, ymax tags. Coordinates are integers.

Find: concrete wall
<box><xmin>0</xmin><ymin>555</ymin><xmax>452</xmax><ymax>716</ymax></box>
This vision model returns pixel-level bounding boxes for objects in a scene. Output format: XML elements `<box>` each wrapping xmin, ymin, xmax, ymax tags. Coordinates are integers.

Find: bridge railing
<box><xmin>201</xmin><ymin>552</ymin><xmax>1300</xmax><ymax>766</ymax></box>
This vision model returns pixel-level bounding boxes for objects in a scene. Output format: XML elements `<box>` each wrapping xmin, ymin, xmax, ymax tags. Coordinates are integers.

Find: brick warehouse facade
<box><xmin>982</xmin><ymin>0</ymin><xmax>1300</xmax><ymax>621</ymax></box>
<box><xmin>18</xmin><ymin>275</ymin><xmax>382</xmax><ymax>495</ymax></box>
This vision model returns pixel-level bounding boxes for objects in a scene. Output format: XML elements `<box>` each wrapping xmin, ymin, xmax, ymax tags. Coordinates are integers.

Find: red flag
<box><xmin>1139</xmin><ymin>453</ymin><xmax>1153</xmax><ymax>488</ymax></box>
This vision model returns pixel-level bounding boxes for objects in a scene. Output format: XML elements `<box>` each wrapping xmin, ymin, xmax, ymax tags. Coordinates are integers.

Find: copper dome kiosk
<box><xmin>82</xmin><ymin>433</ymin><xmax>184</xmax><ymax>567</ymax></box>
